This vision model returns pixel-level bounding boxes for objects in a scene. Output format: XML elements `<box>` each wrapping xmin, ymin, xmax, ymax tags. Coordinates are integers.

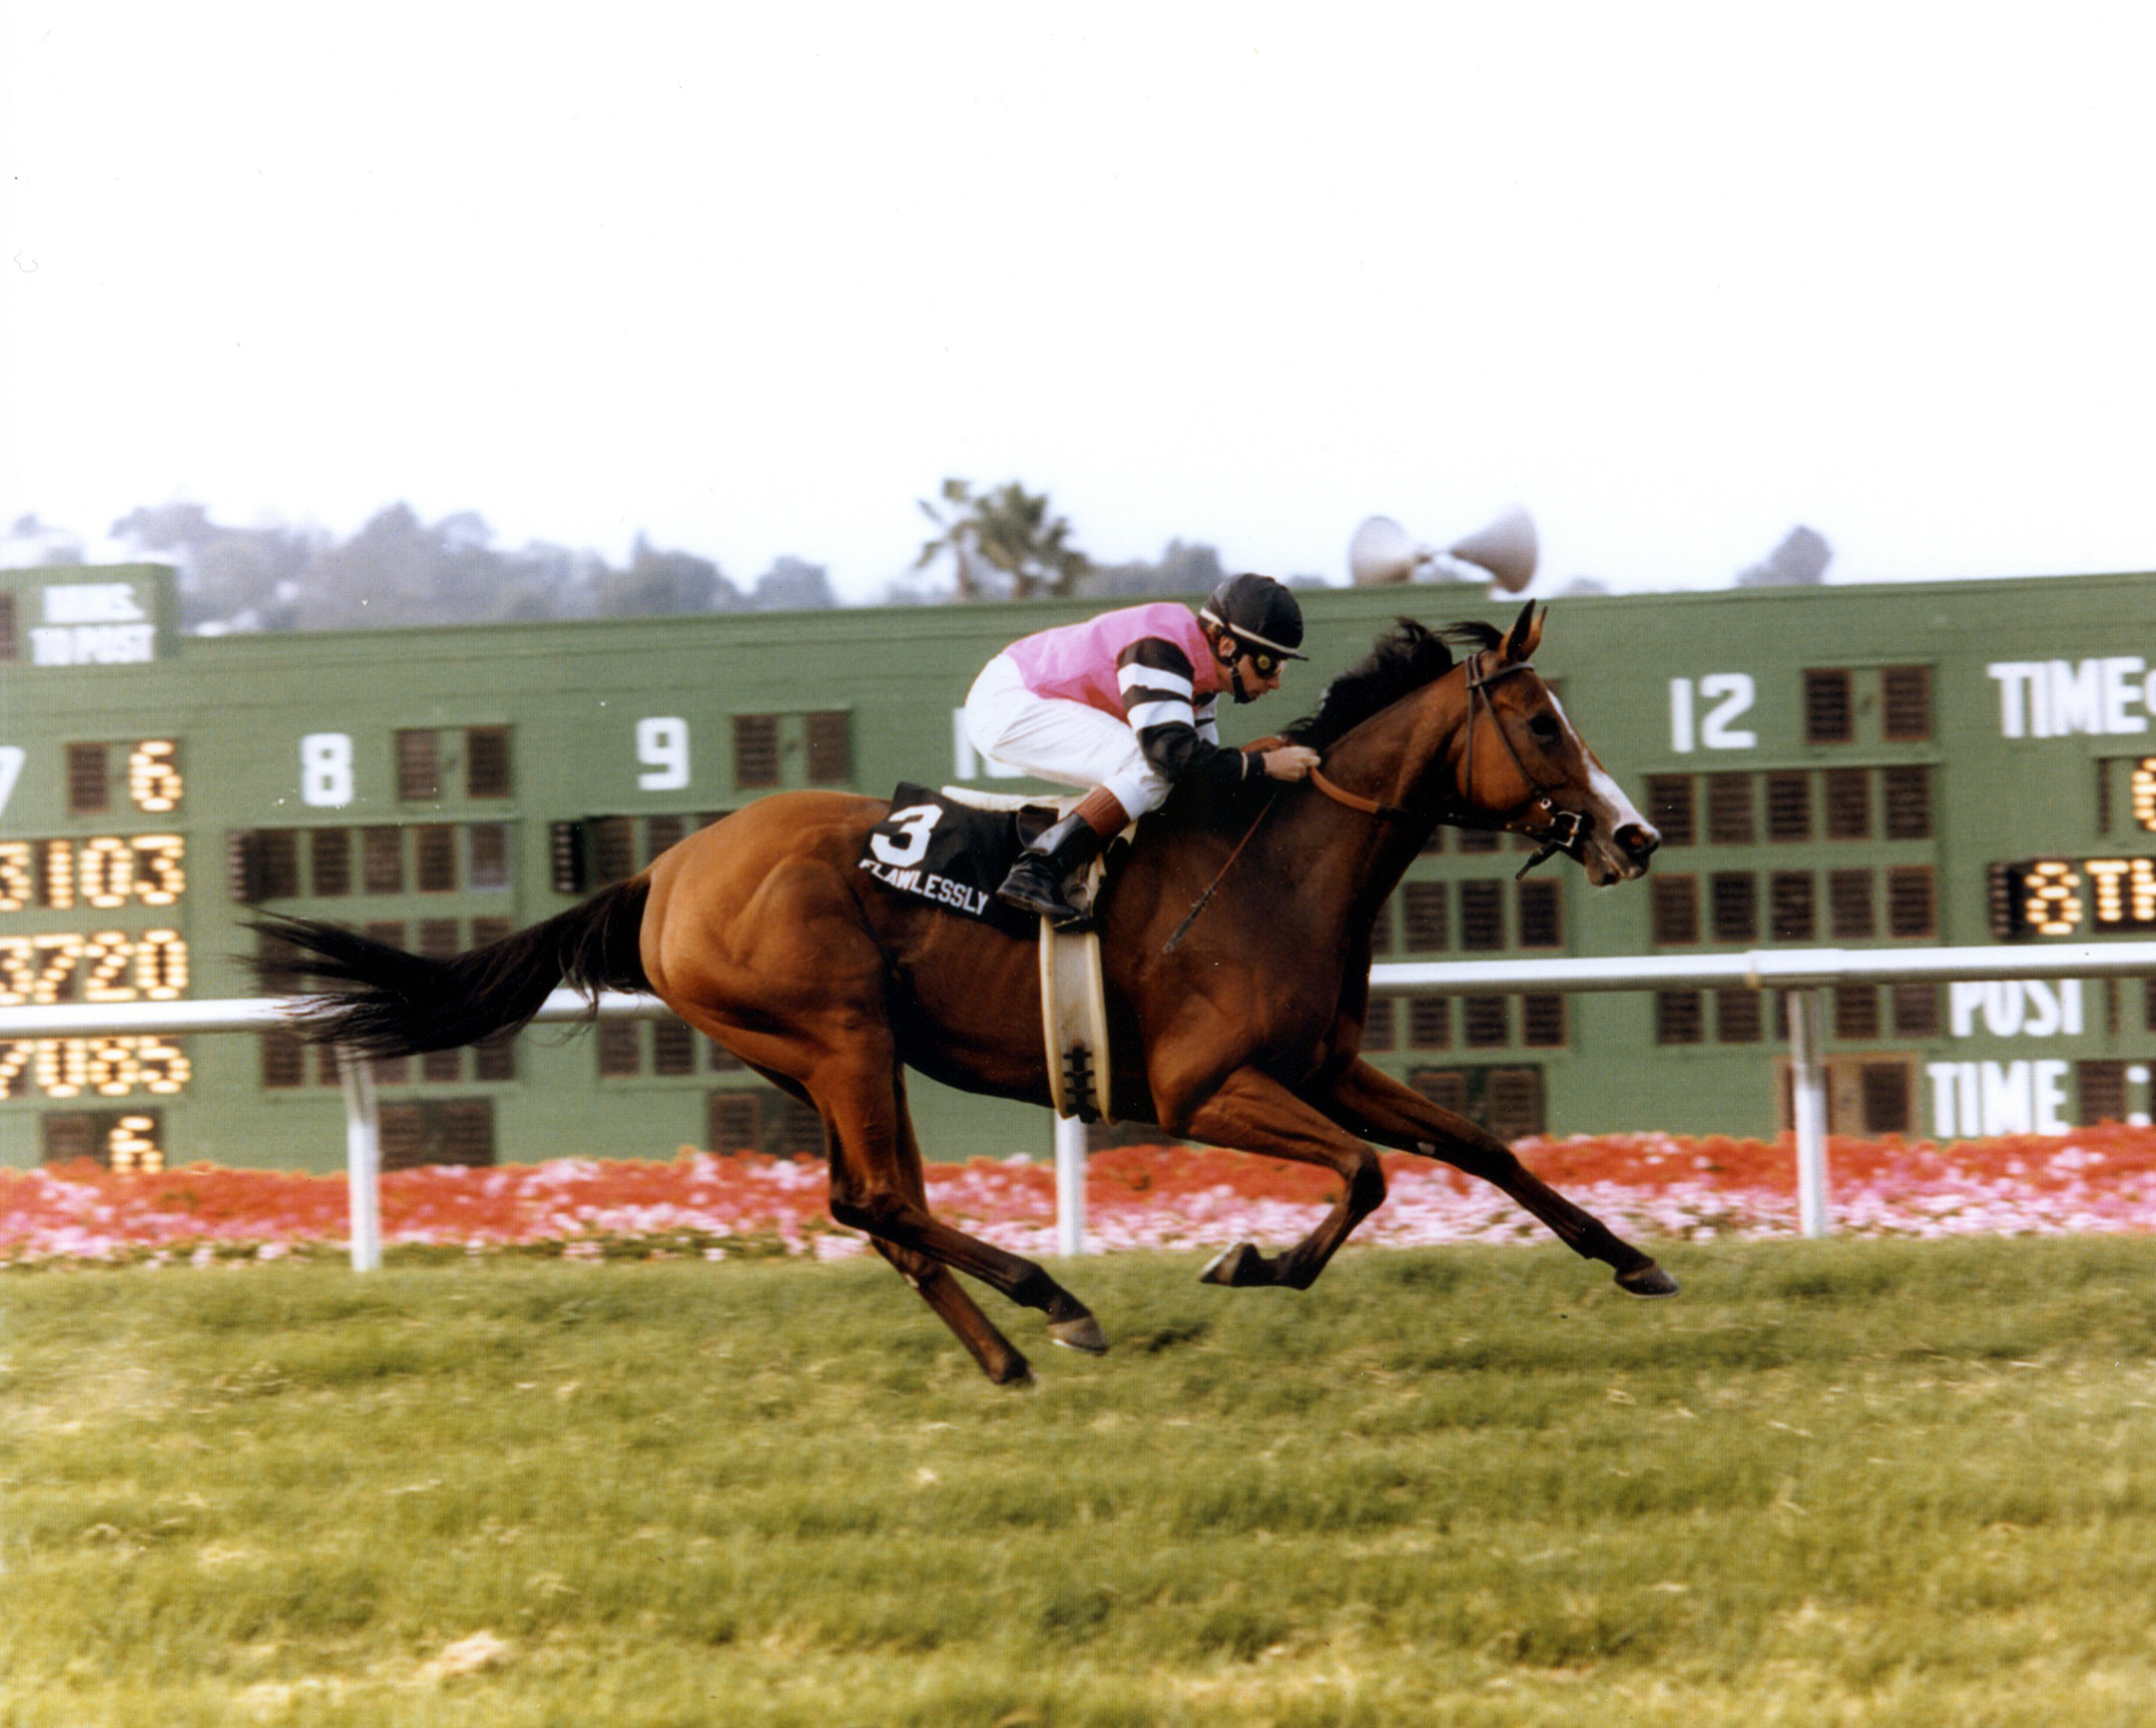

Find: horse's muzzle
<box><xmin>1616</xmin><ymin>822</ymin><xmax>1660</xmax><ymax>866</ymax></box>
<box><xmin>1582</xmin><ymin>819</ymin><xmax>1660</xmax><ymax>885</ymax></box>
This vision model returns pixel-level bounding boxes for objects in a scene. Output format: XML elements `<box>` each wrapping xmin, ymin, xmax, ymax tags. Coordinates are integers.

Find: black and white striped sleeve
<box><xmin>1194</xmin><ymin>693</ymin><xmax>1221</xmax><ymax>745</ymax></box>
<box><xmin>1114</xmin><ymin>638</ymin><xmax>1251</xmax><ymax>793</ymax></box>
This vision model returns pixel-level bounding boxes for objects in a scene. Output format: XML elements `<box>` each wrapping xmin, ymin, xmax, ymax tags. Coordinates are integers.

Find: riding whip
<box><xmin>1160</xmin><ymin>788</ymin><xmax>1284</xmax><ymax>955</ymax></box>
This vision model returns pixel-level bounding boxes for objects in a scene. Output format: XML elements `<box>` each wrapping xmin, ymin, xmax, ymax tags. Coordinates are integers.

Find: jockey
<box><xmin>963</xmin><ymin>572</ymin><xmax>1325</xmax><ymax>924</ymax></box>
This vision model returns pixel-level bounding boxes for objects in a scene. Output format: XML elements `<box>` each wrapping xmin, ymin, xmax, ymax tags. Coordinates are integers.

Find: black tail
<box><xmin>249</xmin><ymin>878</ymin><xmax>652</xmax><ymax>1059</ymax></box>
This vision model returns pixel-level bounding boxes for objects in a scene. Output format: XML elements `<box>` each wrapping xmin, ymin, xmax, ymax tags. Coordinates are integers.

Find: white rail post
<box><xmin>1053</xmin><ymin>1113</ymin><xmax>1088</xmax><ymax>1257</ymax></box>
<box><xmin>1787</xmin><ymin>986</ymin><xmax>1833</xmax><ymax>1238</ymax></box>
<box><xmin>337</xmin><ymin>1046</ymin><xmax>382</xmax><ymax>1272</ymax></box>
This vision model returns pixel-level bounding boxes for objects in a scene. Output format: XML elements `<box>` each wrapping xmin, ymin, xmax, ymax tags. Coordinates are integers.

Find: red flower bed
<box><xmin>5</xmin><ymin>1129</ymin><xmax>2156</xmax><ymax>1268</ymax></box>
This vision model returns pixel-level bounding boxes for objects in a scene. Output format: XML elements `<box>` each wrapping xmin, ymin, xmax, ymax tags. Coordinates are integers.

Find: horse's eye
<box><xmin>1527</xmin><ymin>714</ymin><xmax>1562</xmax><ymax>746</ymax></box>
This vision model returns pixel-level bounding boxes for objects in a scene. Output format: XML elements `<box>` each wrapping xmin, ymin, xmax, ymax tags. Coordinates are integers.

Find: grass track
<box><xmin>5</xmin><ymin>1236</ymin><xmax>2156</xmax><ymax>1726</ymax></box>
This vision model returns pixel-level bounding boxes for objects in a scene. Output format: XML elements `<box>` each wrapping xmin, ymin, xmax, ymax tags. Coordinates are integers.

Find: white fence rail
<box><xmin>10</xmin><ymin>941</ymin><xmax>2156</xmax><ymax>1267</ymax></box>
<box><xmin>1366</xmin><ymin>943</ymin><xmax>2156</xmax><ymax>1242</ymax></box>
<box><xmin>2</xmin><ymin>991</ymin><xmax>671</xmax><ymax>1271</ymax></box>
<box><xmin>1367</xmin><ymin>943</ymin><xmax>2156</xmax><ymax>994</ymax></box>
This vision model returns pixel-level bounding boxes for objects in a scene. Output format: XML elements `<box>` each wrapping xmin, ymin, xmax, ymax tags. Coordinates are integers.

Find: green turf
<box><xmin>4</xmin><ymin>1236</ymin><xmax>2156</xmax><ymax>1726</ymax></box>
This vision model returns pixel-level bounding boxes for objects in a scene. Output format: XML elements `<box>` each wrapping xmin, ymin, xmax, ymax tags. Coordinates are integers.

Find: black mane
<box><xmin>1282</xmin><ymin>618</ymin><xmax>1495</xmax><ymax>750</ymax></box>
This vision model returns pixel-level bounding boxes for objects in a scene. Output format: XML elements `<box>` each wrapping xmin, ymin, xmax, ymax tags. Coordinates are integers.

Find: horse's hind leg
<box><xmin>871</xmin><ymin>1240</ymin><xmax>1033</xmax><ymax>1387</ymax></box>
<box><xmin>640</xmin><ymin>849</ymin><xmax>1098</xmax><ymax>1375</ymax></box>
<box><xmin>867</xmin><ymin>1078</ymin><xmax>1035</xmax><ymax>1386</ymax></box>
<box><xmin>816</xmin><ymin>1056</ymin><xmax>1111</xmax><ymax>1364</ymax></box>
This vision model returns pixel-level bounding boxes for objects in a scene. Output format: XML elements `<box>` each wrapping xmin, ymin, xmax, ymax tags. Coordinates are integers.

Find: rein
<box><xmin>1308</xmin><ymin>768</ymin><xmax>1409</xmax><ymax>821</ymax></box>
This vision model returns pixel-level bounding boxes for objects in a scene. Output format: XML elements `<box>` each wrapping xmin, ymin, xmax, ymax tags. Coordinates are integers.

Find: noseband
<box><xmin>1309</xmin><ymin>651</ymin><xmax>1588</xmax><ymax>878</ymax></box>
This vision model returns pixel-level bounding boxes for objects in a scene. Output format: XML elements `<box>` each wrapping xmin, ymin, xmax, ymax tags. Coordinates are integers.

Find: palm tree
<box><xmin>915</xmin><ymin>478</ymin><xmax>1090</xmax><ymax>601</ymax></box>
<box><xmin>915</xmin><ymin>477</ymin><xmax>984</xmax><ymax>600</ymax></box>
<box><xmin>972</xmin><ymin>481</ymin><xmax>1090</xmax><ymax>599</ymax></box>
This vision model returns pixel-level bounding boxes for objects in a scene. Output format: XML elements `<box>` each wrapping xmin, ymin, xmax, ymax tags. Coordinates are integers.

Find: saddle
<box><xmin>857</xmin><ymin>784</ymin><xmax>1115</xmax><ymax>1123</ymax></box>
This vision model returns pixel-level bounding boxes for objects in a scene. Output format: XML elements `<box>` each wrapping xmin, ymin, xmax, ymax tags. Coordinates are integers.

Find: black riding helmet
<box><xmin>1199</xmin><ymin>573</ymin><xmax>1309</xmax><ymax>662</ymax></box>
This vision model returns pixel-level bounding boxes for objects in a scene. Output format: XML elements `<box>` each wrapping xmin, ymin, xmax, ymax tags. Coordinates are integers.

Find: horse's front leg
<box><xmin>1310</xmin><ymin>1058</ymin><xmax>1678</xmax><ymax>1297</ymax></box>
<box><xmin>1174</xmin><ymin>1067</ymin><xmax>1389</xmax><ymax>1291</ymax></box>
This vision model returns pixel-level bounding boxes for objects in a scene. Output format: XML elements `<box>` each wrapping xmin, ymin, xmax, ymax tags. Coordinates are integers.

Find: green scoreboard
<box><xmin>6</xmin><ymin>559</ymin><xmax>2156</xmax><ymax>1173</ymax></box>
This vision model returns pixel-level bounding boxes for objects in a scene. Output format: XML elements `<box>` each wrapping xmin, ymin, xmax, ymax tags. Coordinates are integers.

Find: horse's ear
<box><xmin>1503</xmin><ymin>601</ymin><xmax>1544</xmax><ymax>662</ymax></box>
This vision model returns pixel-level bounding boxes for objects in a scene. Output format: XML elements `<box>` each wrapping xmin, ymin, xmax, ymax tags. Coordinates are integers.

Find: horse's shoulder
<box><xmin>1135</xmin><ymin>782</ymin><xmax>1274</xmax><ymax>851</ymax></box>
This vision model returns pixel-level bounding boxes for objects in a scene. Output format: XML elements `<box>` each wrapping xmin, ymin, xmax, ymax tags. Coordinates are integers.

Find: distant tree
<box><xmin>95</xmin><ymin>499</ymin><xmax>825</xmax><ymax>630</ymax></box>
<box><xmin>751</xmin><ymin>555</ymin><xmax>835</xmax><ymax>611</ymax></box>
<box><xmin>1737</xmin><ymin>525</ymin><xmax>1833</xmax><ymax>588</ymax></box>
<box><xmin>1080</xmin><ymin>538</ymin><xmax>1227</xmax><ymax>599</ymax></box>
<box><xmin>973</xmin><ymin>481</ymin><xmax>1090</xmax><ymax>599</ymax></box>
<box><xmin>915</xmin><ymin>477</ymin><xmax>1090</xmax><ymax>600</ymax></box>
<box><xmin>915</xmin><ymin>477</ymin><xmax>987</xmax><ymax>600</ymax></box>
<box><xmin>489</xmin><ymin>541</ymin><xmax>608</xmax><ymax>622</ymax></box>
<box><xmin>109</xmin><ymin>502</ymin><xmax>322</xmax><ymax>631</ymax></box>
<box><xmin>875</xmin><ymin>571</ymin><xmax>955</xmax><ymax>607</ymax></box>
<box><xmin>293</xmin><ymin>504</ymin><xmax>562</xmax><ymax>629</ymax></box>
<box><xmin>0</xmin><ymin>512</ymin><xmax>86</xmax><ymax>571</ymax></box>
<box><xmin>593</xmin><ymin>534</ymin><xmax>745</xmax><ymax>618</ymax></box>
<box><xmin>115</xmin><ymin>502</ymin><xmax>655</xmax><ymax>631</ymax></box>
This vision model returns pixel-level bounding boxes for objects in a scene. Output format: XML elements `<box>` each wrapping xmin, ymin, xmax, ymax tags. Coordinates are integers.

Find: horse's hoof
<box><xmin>989</xmin><ymin>1355</ymin><xmax>1037</xmax><ymax>1388</ymax></box>
<box><xmin>1199</xmin><ymin>1243</ymin><xmax>1269</xmax><ymax>1287</ymax></box>
<box><xmin>1048</xmin><ymin>1315</ymin><xmax>1109</xmax><ymax>1355</ymax></box>
<box><xmin>1615</xmin><ymin>1262</ymin><xmax>1680</xmax><ymax>1298</ymax></box>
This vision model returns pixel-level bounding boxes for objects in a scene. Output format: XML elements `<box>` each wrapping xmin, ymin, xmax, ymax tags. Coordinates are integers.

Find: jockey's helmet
<box><xmin>1200</xmin><ymin>574</ymin><xmax>1309</xmax><ymax>664</ymax></box>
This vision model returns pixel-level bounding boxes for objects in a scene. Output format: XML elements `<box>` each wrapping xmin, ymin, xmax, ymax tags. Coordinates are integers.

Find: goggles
<box><xmin>1234</xmin><ymin>641</ymin><xmax>1283</xmax><ymax>678</ymax></box>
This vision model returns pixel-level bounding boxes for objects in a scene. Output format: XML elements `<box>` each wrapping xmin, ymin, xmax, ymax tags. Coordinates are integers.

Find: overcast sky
<box><xmin>4</xmin><ymin>5</ymin><xmax>2152</xmax><ymax>602</ymax></box>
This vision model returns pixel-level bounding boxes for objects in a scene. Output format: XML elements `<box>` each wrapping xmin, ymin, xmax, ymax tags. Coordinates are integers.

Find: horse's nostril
<box><xmin>1617</xmin><ymin>823</ymin><xmax>1660</xmax><ymax>862</ymax></box>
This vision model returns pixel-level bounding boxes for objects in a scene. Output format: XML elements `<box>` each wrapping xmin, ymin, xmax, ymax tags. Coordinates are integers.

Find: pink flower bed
<box><xmin>6</xmin><ymin>1129</ymin><xmax>2156</xmax><ymax>1269</ymax></box>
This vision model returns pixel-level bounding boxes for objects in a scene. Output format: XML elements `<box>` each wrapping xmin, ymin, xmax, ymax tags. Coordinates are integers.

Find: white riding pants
<box><xmin>962</xmin><ymin>654</ymin><xmax>1171</xmax><ymax>819</ymax></box>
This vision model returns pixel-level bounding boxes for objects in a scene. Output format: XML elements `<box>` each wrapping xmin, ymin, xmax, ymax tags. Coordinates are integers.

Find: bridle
<box><xmin>1308</xmin><ymin>649</ymin><xmax>1589</xmax><ymax>879</ymax></box>
<box><xmin>1161</xmin><ymin>648</ymin><xmax>1589</xmax><ymax>955</ymax></box>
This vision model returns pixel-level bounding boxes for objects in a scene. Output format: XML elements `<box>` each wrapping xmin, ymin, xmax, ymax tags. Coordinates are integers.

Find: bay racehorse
<box><xmin>262</xmin><ymin>602</ymin><xmax>1670</xmax><ymax>1385</ymax></box>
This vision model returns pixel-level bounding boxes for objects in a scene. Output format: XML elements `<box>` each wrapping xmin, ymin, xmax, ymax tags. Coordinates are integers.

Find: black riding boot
<box><xmin>996</xmin><ymin>813</ymin><xmax>1103</xmax><ymax>925</ymax></box>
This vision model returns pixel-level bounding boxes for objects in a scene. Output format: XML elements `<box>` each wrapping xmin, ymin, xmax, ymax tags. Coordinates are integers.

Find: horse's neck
<box><xmin>1326</xmin><ymin>670</ymin><xmax>1472</xmax><ymax>828</ymax></box>
<box><xmin>1281</xmin><ymin>675</ymin><xmax>1471</xmax><ymax>919</ymax></box>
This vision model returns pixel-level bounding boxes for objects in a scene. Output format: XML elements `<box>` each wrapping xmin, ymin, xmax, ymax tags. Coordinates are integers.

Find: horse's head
<box><xmin>1440</xmin><ymin>603</ymin><xmax>1659</xmax><ymax>885</ymax></box>
<box><xmin>1285</xmin><ymin>605</ymin><xmax>1659</xmax><ymax>884</ymax></box>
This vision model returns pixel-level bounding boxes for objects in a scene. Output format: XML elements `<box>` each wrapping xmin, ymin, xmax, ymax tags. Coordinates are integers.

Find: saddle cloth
<box><xmin>857</xmin><ymin>784</ymin><xmax>1114</xmax><ymax>1122</ymax></box>
<box><xmin>855</xmin><ymin>783</ymin><xmax>1047</xmax><ymax>938</ymax></box>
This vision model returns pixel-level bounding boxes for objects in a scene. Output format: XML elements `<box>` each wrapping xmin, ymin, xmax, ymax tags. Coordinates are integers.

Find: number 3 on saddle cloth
<box><xmin>857</xmin><ymin>783</ymin><xmax>1116</xmax><ymax>1124</ymax></box>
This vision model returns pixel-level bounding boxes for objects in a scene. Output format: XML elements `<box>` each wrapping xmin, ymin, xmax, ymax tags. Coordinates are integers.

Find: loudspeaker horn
<box><xmin>1348</xmin><ymin>507</ymin><xmax>1540</xmax><ymax>591</ymax></box>
<box><xmin>1447</xmin><ymin>506</ymin><xmax>1539</xmax><ymax>594</ymax></box>
<box><xmin>1348</xmin><ymin>515</ymin><xmax>1436</xmax><ymax>585</ymax></box>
